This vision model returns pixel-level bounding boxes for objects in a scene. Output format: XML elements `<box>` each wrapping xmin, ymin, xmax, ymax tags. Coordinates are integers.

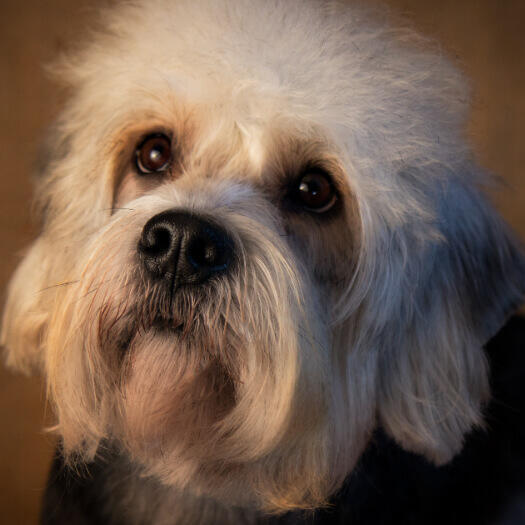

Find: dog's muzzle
<box><xmin>138</xmin><ymin>210</ymin><xmax>234</xmax><ymax>285</ymax></box>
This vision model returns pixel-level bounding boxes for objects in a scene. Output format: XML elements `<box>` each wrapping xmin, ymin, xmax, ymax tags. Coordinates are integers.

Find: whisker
<box><xmin>75</xmin><ymin>275</ymin><xmax>123</xmax><ymax>303</ymax></box>
<box><xmin>102</xmin><ymin>207</ymin><xmax>135</xmax><ymax>212</ymax></box>
<box><xmin>37</xmin><ymin>280</ymin><xmax>81</xmax><ymax>293</ymax></box>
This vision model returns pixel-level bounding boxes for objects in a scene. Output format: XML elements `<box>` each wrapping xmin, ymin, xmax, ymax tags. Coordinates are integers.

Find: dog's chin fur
<box><xmin>2</xmin><ymin>0</ymin><xmax>525</xmax><ymax>516</ymax></box>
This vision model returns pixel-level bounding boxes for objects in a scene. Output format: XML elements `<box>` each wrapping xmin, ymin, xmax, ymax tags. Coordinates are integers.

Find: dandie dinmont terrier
<box><xmin>2</xmin><ymin>1</ymin><xmax>525</xmax><ymax>523</ymax></box>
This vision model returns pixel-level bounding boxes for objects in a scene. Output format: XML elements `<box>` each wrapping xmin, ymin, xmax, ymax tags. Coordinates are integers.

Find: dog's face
<box><xmin>2</xmin><ymin>0</ymin><xmax>524</xmax><ymax>512</ymax></box>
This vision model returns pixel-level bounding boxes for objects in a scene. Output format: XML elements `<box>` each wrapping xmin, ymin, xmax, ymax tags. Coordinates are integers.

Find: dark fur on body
<box><xmin>42</xmin><ymin>316</ymin><xmax>525</xmax><ymax>525</ymax></box>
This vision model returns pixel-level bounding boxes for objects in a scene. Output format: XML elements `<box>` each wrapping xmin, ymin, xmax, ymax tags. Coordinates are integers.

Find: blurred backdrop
<box><xmin>1</xmin><ymin>0</ymin><xmax>524</xmax><ymax>523</ymax></box>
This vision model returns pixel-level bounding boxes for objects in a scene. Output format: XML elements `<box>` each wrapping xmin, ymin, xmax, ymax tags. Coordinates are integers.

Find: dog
<box><xmin>2</xmin><ymin>0</ymin><xmax>525</xmax><ymax>523</ymax></box>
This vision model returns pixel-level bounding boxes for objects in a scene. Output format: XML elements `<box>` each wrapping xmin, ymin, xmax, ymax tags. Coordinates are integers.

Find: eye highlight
<box><xmin>293</xmin><ymin>170</ymin><xmax>337</xmax><ymax>213</ymax></box>
<box><xmin>135</xmin><ymin>133</ymin><xmax>172</xmax><ymax>174</ymax></box>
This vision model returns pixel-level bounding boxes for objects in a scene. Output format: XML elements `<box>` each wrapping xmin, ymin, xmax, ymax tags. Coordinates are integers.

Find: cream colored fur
<box><xmin>2</xmin><ymin>0</ymin><xmax>524</xmax><ymax>517</ymax></box>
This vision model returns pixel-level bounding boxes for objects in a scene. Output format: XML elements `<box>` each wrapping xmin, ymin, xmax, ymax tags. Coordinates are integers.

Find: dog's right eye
<box><xmin>292</xmin><ymin>170</ymin><xmax>338</xmax><ymax>213</ymax></box>
<box><xmin>135</xmin><ymin>133</ymin><xmax>172</xmax><ymax>174</ymax></box>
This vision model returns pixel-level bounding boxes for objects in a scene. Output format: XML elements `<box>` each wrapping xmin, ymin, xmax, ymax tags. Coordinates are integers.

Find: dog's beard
<box><xmin>41</xmin><ymin>183</ymin><xmax>373</xmax><ymax>509</ymax></box>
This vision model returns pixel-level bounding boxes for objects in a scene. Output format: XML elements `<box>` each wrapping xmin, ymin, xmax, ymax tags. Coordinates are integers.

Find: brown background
<box><xmin>1</xmin><ymin>1</ymin><xmax>524</xmax><ymax>523</ymax></box>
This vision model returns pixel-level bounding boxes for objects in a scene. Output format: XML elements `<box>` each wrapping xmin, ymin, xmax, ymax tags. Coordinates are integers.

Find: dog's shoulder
<box><xmin>487</xmin><ymin>315</ymin><xmax>525</xmax><ymax>409</ymax></box>
<box><xmin>41</xmin><ymin>449</ymin><xmax>110</xmax><ymax>525</ymax></box>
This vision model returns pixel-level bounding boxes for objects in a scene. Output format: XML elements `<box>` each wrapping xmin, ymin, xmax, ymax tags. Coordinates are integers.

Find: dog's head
<box><xmin>2</xmin><ymin>0</ymin><xmax>524</xmax><ymax>512</ymax></box>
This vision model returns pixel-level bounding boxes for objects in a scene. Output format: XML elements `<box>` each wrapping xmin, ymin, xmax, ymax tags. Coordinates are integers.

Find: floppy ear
<box><xmin>1</xmin><ymin>238</ymin><xmax>53</xmax><ymax>373</ymax></box>
<box><xmin>372</xmin><ymin>174</ymin><xmax>525</xmax><ymax>464</ymax></box>
<box><xmin>1</xmin><ymin>127</ymin><xmax>68</xmax><ymax>374</ymax></box>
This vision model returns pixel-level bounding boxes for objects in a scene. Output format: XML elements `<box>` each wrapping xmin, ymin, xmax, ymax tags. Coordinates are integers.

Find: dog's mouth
<box><xmin>151</xmin><ymin>314</ymin><xmax>185</xmax><ymax>334</ymax></box>
<box><xmin>110</xmin><ymin>302</ymin><xmax>209</xmax><ymax>357</ymax></box>
<box><xmin>111</xmin><ymin>312</ymin><xmax>186</xmax><ymax>359</ymax></box>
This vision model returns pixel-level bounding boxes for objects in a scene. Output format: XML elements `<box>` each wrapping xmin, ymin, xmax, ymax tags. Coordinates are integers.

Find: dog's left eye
<box><xmin>135</xmin><ymin>133</ymin><xmax>172</xmax><ymax>174</ymax></box>
<box><xmin>294</xmin><ymin>171</ymin><xmax>337</xmax><ymax>213</ymax></box>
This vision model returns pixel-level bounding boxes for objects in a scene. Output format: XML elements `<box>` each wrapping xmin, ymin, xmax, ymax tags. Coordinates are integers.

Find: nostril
<box><xmin>186</xmin><ymin>229</ymin><xmax>232</xmax><ymax>271</ymax></box>
<box><xmin>140</xmin><ymin>224</ymin><xmax>172</xmax><ymax>256</ymax></box>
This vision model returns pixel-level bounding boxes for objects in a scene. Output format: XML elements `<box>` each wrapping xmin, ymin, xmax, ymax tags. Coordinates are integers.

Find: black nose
<box><xmin>138</xmin><ymin>210</ymin><xmax>234</xmax><ymax>285</ymax></box>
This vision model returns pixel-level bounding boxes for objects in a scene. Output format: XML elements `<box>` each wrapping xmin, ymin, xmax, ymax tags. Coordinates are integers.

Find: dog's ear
<box><xmin>1</xmin><ymin>128</ymin><xmax>68</xmax><ymax>374</ymax></box>
<box><xmin>362</xmin><ymin>172</ymin><xmax>525</xmax><ymax>464</ymax></box>
<box><xmin>1</xmin><ymin>238</ymin><xmax>52</xmax><ymax>373</ymax></box>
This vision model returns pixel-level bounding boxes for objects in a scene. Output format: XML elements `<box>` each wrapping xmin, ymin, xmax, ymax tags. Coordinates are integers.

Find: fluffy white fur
<box><xmin>2</xmin><ymin>0</ymin><xmax>524</xmax><ymax>517</ymax></box>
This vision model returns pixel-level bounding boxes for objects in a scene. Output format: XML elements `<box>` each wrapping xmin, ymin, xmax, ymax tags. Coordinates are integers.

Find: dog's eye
<box><xmin>294</xmin><ymin>171</ymin><xmax>337</xmax><ymax>213</ymax></box>
<box><xmin>135</xmin><ymin>133</ymin><xmax>172</xmax><ymax>174</ymax></box>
